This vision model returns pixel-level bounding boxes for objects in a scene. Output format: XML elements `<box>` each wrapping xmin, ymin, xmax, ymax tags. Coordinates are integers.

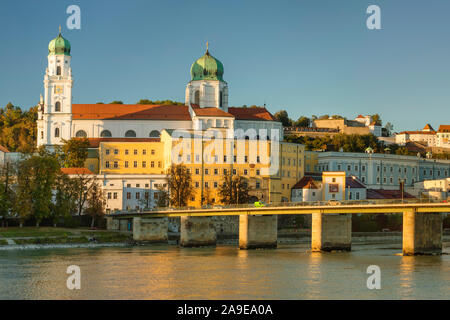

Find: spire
<box><xmin>59</xmin><ymin>25</ymin><xmax>62</xmax><ymax>35</ymax></box>
<box><xmin>206</xmin><ymin>41</ymin><xmax>209</xmax><ymax>55</ymax></box>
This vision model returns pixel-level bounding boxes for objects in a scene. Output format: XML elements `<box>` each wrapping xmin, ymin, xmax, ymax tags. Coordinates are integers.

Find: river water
<box><xmin>0</xmin><ymin>243</ymin><xmax>449</xmax><ymax>299</ymax></box>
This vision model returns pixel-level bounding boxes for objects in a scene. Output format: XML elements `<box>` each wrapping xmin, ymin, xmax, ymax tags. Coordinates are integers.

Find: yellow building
<box><xmin>161</xmin><ymin>130</ymin><xmax>304</xmax><ymax>207</ymax></box>
<box><xmin>82</xmin><ymin>131</ymin><xmax>305</xmax><ymax>209</ymax></box>
<box><xmin>305</xmin><ymin>151</ymin><xmax>319</xmax><ymax>173</ymax></box>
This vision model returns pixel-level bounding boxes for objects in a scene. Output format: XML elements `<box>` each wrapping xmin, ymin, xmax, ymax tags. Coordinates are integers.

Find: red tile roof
<box><xmin>366</xmin><ymin>189</ymin><xmax>415</xmax><ymax>199</ymax></box>
<box><xmin>397</xmin><ymin>131</ymin><xmax>435</xmax><ymax>135</ymax></box>
<box><xmin>191</xmin><ymin>105</ymin><xmax>234</xmax><ymax>118</ymax></box>
<box><xmin>61</xmin><ymin>167</ymin><xmax>93</xmax><ymax>175</ymax></box>
<box><xmin>228</xmin><ymin>107</ymin><xmax>276</xmax><ymax>121</ymax></box>
<box><xmin>72</xmin><ymin>104</ymin><xmax>191</xmax><ymax>121</ymax></box>
<box><xmin>423</xmin><ymin>123</ymin><xmax>435</xmax><ymax>131</ymax></box>
<box><xmin>438</xmin><ymin>125</ymin><xmax>450</xmax><ymax>133</ymax></box>
<box><xmin>87</xmin><ymin>138</ymin><xmax>160</xmax><ymax>148</ymax></box>
<box><xmin>345</xmin><ymin>177</ymin><xmax>366</xmax><ymax>189</ymax></box>
<box><xmin>292</xmin><ymin>176</ymin><xmax>320</xmax><ymax>190</ymax></box>
<box><xmin>0</xmin><ymin>145</ymin><xmax>9</xmax><ymax>153</ymax></box>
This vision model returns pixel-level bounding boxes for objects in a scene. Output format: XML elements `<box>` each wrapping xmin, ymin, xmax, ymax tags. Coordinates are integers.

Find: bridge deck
<box><xmin>112</xmin><ymin>202</ymin><xmax>450</xmax><ymax>218</ymax></box>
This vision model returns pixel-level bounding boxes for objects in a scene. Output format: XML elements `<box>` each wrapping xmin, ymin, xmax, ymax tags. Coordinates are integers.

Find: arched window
<box><xmin>194</xmin><ymin>90</ymin><xmax>200</xmax><ymax>105</ymax></box>
<box><xmin>219</xmin><ymin>91</ymin><xmax>223</xmax><ymax>108</ymax></box>
<box><xmin>75</xmin><ymin>130</ymin><xmax>87</xmax><ymax>138</ymax></box>
<box><xmin>55</xmin><ymin>102</ymin><xmax>61</xmax><ymax>112</ymax></box>
<box><xmin>54</xmin><ymin>128</ymin><xmax>60</xmax><ymax>138</ymax></box>
<box><xmin>125</xmin><ymin>130</ymin><xmax>136</xmax><ymax>137</ymax></box>
<box><xmin>100</xmin><ymin>130</ymin><xmax>112</xmax><ymax>137</ymax></box>
<box><xmin>149</xmin><ymin>130</ymin><xmax>160</xmax><ymax>138</ymax></box>
<box><xmin>56</xmin><ymin>66</ymin><xmax>61</xmax><ymax>76</ymax></box>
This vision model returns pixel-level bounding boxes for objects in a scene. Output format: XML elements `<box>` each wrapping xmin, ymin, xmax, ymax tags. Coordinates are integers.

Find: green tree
<box><xmin>0</xmin><ymin>162</ymin><xmax>16</xmax><ymax>227</ymax></box>
<box><xmin>0</xmin><ymin>103</ymin><xmax>38</xmax><ymax>153</ymax></box>
<box><xmin>294</xmin><ymin>116</ymin><xmax>310</xmax><ymax>127</ymax></box>
<box><xmin>85</xmin><ymin>182</ymin><xmax>106</xmax><ymax>228</ymax></box>
<box><xmin>57</xmin><ymin>138</ymin><xmax>90</xmax><ymax>168</ymax></box>
<box><xmin>371</xmin><ymin>114</ymin><xmax>382</xmax><ymax>126</ymax></box>
<box><xmin>51</xmin><ymin>172</ymin><xmax>77</xmax><ymax>226</ymax></box>
<box><xmin>15</xmin><ymin>155</ymin><xmax>60</xmax><ymax>226</ymax></box>
<box><xmin>155</xmin><ymin>185</ymin><xmax>169</xmax><ymax>208</ymax></box>
<box><xmin>167</xmin><ymin>164</ymin><xmax>194</xmax><ymax>208</ymax></box>
<box><xmin>218</xmin><ymin>173</ymin><xmax>250</xmax><ymax>205</ymax></box>
<box><xmin>274</xmin><ymin>110</ymin><xmax>292</xmax><ymax>127</ymax></box>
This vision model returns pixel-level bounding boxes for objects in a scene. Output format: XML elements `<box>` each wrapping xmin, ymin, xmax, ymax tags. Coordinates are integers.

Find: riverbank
<box><xmin>1</xmin><ymin>227</ymin><xmax>450</xmax><ymax>250</ymax></box>
<box><xmin>0</xmin><ymin>227</ymin><xmax>131</xmax><ymax>250</ymax></box>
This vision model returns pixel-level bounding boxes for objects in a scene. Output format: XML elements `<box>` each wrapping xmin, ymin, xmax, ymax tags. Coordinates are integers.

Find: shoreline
<box><xmin>1</xmin><ymin>232</ymin><xmax>449</xmax><ymax>251</ymax></box>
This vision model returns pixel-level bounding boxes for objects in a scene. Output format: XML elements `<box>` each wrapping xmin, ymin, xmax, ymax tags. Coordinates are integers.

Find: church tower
<box><xmin>185</xmin><ymin>43</ymin><xmax>229</xmax><ymax>111</ymax></box>
<box><xmin>37</xmin><ymin>27</ymin><xmax>73</xmax><ymax>147</ymax></box>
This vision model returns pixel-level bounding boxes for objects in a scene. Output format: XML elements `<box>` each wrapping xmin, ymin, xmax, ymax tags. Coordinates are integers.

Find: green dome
<box><xmin>190</xmin><ymin>48</ymin><xmax>224</xmax><ymax>81</ymax></box>
<box><xmin>48</xmin><ymin>31</ymin><xmax>71</xmax><ymax>56</ymax></box>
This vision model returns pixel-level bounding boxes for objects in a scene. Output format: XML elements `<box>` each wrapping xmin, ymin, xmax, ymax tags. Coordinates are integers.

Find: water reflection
<box><xmin>305</xmin><ymin>252</ymin><xmax>322</xmax><ymax>299</ymax></box>
<box><xmin>0</xmin><ymin>245</ymin><xmax>449</xmax><ymax>299</ymax></box>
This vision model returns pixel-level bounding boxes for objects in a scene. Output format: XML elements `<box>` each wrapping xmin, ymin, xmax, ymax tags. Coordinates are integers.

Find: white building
<box><xmin>436</xmin><ymin>125</ymin><xmax>450</xmax><ymax>148</ymax></box>
<box><xmin>408</xmin><ymin>177</ymin><xmax>450</xmax><ymax>200</ymax></box>
<box><xmin>36</xmin><ymin>31</ymin><xmax>283</xmax><ymax>148</ymax></box>
<box><xmin>395</xmin><ymin>124</ymin><xmax>437</xmax><ymax>146</ymax></box>
<box><xmin>317</xmin><ymin>151</ymin><xmax>450</xmax><ymax>189</ymax></box>
<box><xmin>354</xmin><ymin>115</ymin><xmax>382</xmax><ymax>137</ymax></box>
<box><xmin>291</xmin><ymin>173</ymin><xmax>367</xmax><ymax>202</ymax></box>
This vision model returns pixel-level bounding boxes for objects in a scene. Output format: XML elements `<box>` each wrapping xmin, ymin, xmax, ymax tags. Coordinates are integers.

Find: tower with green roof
<box><xmin>37</xmin><ymin>27</ymin><xmax>74</xmax><ymax>147</ymax></box>
<box><xmin>185</xmin><ymin>43</ymin><xmax>229</xmax><ymax>111</ymax></box>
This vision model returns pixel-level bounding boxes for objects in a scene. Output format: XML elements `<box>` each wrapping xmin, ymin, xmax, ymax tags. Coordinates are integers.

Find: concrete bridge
<box><xmin>106</xmin><ymin>201</ymin><xmax>450</xmax><ymax>255</ymax></box>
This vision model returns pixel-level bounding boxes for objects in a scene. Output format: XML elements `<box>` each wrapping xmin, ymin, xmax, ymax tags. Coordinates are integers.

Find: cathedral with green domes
<box><xmin>37</xmin><ymin>30</ymin><xmax>282</xmax><ymax>148</ymax></box>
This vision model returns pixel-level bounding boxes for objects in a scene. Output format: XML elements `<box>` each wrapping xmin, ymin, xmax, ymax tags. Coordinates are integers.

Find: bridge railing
<box><xmin>111</xmin><ymin>197</ymin><xmax>447</xmax><ymax>215</ymax></box>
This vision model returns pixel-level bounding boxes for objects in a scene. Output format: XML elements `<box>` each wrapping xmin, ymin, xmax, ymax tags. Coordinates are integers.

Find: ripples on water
<box><xmin>0</xmin><ymin>244</ymin><xmax>449</xmax><ymax>299</ymax></box>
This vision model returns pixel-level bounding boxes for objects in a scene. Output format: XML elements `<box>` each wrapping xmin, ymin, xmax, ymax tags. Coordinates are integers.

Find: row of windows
<box><xmin>282</xmin><ymin>158</ymin><xmax>302</xmax><ymax>166</ymax></box>
<box><xmin>73</xmin><ymin>130</ymin><xmax>161</xmax><ymax>138</ymax></box>
<box><xmin>375</xmin><ymin>177</ymin><xmax>415</xmax><ymax>185</ymax></box>
<box><xmin>105</xmin><ymin>149</ymin><xmax>157</xmax><ymax>156</ymax></box>
<box><xmin>126</xmin><ymin>192</ymin><xmax>158</xmax><ymax>200</ymax></box>
<box><xmin>348</xmin><ymin>192</ymin><xmax>361</xmax><ymax>200</ymax></box>
<box><xmin>105</xmin><ymin>161</ymin><xmax>162</xmax><ymax>169</ymax></box>
<box><xmin>190</xmin><ymin>168</ymin><xmax>262</xmax><ymax>176</ymax></box>
<box><xmin>193</xmin><ymin>180</ymin><xmax>262</xmax><ymax>189</ymax></box>
<box><xmin>177</xmin><ymin>154</ymin><xmax>264</xmax><ymax>164</ymax></box>
<box><xmin>124</xmin><ymin>183</ymin><xmax>167</xmax><ymax>188</ymax></box>
<box><xmin>422</xmin><ymin>169</ymin><xmax>448</xmax><ymax>177</ymax></box>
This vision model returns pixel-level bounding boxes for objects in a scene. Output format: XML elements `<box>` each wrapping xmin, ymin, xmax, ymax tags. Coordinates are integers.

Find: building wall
<box><xmin>322</xmin><ymin>172</ymin><xmax>346</xmax><ymax>201</ymax></box>
<box><xmin>318</xmin><ymin>152</ymin><xmax>450</xmax><ymax>190</ymax></box>
<box><xmin>99</xmin><ymin>141</ymin><xmax>165</xmax><ymax>175</ymax></box>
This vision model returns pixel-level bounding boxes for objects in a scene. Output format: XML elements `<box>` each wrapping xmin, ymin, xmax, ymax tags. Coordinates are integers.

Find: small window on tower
<box><xmin>55</xmin><ymin>102</ymin><xmax>61</xmax><ymax>112</ymax></box>
<box><xmin>194</xmin><ymin>90</ymin><xmax>200</xmax><ymax>105</ymax></box>
<box><xmin>55</xmin><ymin>128</ymin><xmax>60</xmax><ymax>138</ymax></box>
<box><xmin>56</xmin><ymin>66</ymin><xmax>61</xmax><ymax>75</ymax></box>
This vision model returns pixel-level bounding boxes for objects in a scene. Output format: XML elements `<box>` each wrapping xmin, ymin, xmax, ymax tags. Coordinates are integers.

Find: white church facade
<box><xmin>37</xmin><ymin>32</ymin><xmax>282</xmax><ymax>148</ymax></box>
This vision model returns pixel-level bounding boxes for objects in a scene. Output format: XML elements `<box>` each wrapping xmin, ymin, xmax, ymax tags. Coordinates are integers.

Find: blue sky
<box><xmin>0</xmin><ymin>0</ymin><xmax>449</xmax><ymax>132</ymax></box>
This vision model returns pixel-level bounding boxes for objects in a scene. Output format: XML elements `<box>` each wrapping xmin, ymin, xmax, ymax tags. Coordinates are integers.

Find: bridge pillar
<box><xmin>403</xmin><ymin>211</ymin><xmax>442</xmax><ymax>255</ymax></box>
<box><xmin>311</xmin><ymin>213</ymin><xmax>351</xmax><ymax>252</ymax></box>
<box><xmin>106</xmin><ymin>216</ymin><xmax>119</xmax><ymax>231</ymax></box>
<box><xmin>133</xmin><ymin>217</ymin><xmax>168</xmax><ymax>243</ymax></box>
<box><xmin>180</xmin><ymin>216</ymin><xmax>216</xmax><ymax>247</ymax></box>
<box><xmin>239</xmin><ymin>215</ymin><xmax>278</xmax><ymax>250</ymax></box>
